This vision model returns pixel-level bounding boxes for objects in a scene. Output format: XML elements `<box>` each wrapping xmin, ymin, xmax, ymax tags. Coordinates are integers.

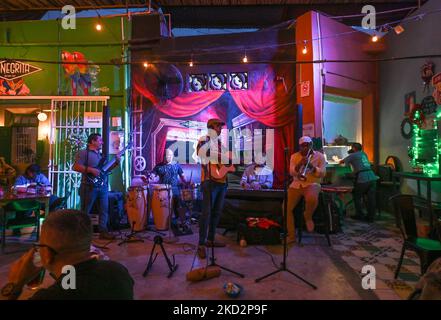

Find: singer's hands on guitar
<box><xmin>88</xmin><ymin>167</ymin><xmax>101</xmax><ymax>177</ymax></box>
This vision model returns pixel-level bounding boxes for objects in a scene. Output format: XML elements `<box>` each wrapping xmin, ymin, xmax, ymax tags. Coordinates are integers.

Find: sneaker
<box><xmin>206</xmin><ymin>240</ymin><xmax>226</xmax><ymax>247</ymax></box>
<box><xmin>99</xmin><ymin>231</ymin><xmax>116</xmax><ymax>240</ymax></box>
<box><xmin>197</xmin><ymin>245</ymin><xmax>206</xmax><ymax>259</ymax></box>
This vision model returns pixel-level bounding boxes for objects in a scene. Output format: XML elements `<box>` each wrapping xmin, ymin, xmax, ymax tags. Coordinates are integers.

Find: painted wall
<box><xmin>296</xmin><ymin>12</ymin><xmax>377</xmax><ymax>161</ymax></box>
<box><xmin>0</xmin><ymin>16</ymin><xmax>131</xmax><ymax>191</ymax></box>
<box><xmin>379</xmin><ymin>0</ymin><xmax>441</xmax><ymax>198</ymax></box>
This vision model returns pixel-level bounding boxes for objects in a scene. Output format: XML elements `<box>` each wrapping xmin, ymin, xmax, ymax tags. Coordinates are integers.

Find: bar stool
<box><xmin>295</xmin><ymin>194</ymin><xmax>332</xmax><ymax>246</ymax></box>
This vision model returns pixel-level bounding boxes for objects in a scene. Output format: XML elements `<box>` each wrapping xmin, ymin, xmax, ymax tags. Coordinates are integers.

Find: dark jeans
<box><xmin>80</xmin><ymin>183</ymin><xmax>109</xmax><ymax>233</ymax></box>
<box><xmin>353</xmin><ymin>181</ymin><xmax>377</xmax><ymax>219</ymax></box>
<box><xmin>199</xmin><ymin>181</ymin><xmax>227</xmax><ymax>245</ymax></box>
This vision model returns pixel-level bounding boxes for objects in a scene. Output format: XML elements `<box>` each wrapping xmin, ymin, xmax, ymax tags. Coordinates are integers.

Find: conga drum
<box><xmin>126</xmin><ymin>186</ymin><xmax>149</xmax><ymax>231</ymax></box>
<box><xmin>150</xmin><ymin>184</ymin><xmax>172</xmax><ymax>230</ymax></box>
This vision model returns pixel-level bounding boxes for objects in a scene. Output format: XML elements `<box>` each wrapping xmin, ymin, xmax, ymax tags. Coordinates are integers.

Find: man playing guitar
<box><xmin>196</xmin><ymin>118</ymin><xmax>232</xmax><ymax>259</ymax></box>
<box><xmin>73</xmin><ymin>133</ymin><xmax>120</xmax><ymax>240</ymax></box>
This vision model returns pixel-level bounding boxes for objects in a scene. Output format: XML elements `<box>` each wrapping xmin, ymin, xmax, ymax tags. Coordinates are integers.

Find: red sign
<box><xmin>432</xmin><ymin>72</ymin><xmax>441</xmax><ymax>105</ymax></box>
<box><xmin>300</xmin><ymin>81</ymin><xmax>310</xmax><ymax>97</ymax></box>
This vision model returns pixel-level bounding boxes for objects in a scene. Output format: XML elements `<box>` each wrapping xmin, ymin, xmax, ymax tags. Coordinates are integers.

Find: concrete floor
<box><xmin>0</xmin><ymin>226</ymin><xmax>381</xmax><ymax>300</ymax></box>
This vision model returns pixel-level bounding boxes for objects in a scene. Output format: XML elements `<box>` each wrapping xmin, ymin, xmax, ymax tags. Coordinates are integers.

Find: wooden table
<box><xmin>393</xmin><ymin>172</ymin><xmax>441</xmax><ymax>229</ymax></box>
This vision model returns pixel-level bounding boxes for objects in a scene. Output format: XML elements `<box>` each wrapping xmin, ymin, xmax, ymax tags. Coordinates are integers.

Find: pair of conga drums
<box><xmin>126</xmin><ymin>184</ymin><xmax>172</xmax><ymax>231</ymax></box>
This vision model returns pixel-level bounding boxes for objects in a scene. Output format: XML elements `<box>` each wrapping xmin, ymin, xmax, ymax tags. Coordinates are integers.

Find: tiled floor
<box><xmin>0</xmin><ymin>212</ymin><xmax>422</xmax><ymax>300</ymax></box>
<box><xmin>331</xmin><ymin>214</ymin><xmax>420</xmax><ymax>299</ymax></box>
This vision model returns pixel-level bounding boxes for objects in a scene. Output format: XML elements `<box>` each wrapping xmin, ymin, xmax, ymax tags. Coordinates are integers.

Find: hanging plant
<box><xmin>63</xmin><ymin>132</ymin><xmax>87</xmax><ymax>157</ymax></box>
<box><xmin>421</xmin><ymin>61</ymin><xmax>435</xmax><ymax>93</ymax></box>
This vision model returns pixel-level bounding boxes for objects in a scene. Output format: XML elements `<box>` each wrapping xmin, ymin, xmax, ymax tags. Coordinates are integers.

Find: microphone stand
<box><xmin>255</xmin><ymin>148</ymin><xmax>317</xmax><ymax>289</ymax></box>
<box><xmin>206</xmin><ymin>148</ymin><xmax>244</xmax><ymax>278</ymax></box>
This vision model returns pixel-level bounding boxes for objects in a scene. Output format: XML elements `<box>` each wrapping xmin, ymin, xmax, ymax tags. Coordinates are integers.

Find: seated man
<box><xmin>1</xmin><ymin>209</ymin><xmax>134</xmax><ymax>300</ymax></box>
<box><xmin>152</xmin><ymin>149</ymin><xmax>187</xmax><ymax>220</ymax></box>
<box><xmin>240</xmin><ymin>152</ymin><xmax>273</xmax><ymax>190</ymax></box>
<box><xmin>14</xmin><ymin>164</ymin><xmax>49</xmax><ymax>186</ymax></box>
<box><xmin>286</xmin><ymin>136</ymin><xmax>326</xmax><ymax>243</ymax></box>
<box><xmin>339</xmin><ymin>143</ymin><xmax>379</xmax><ymax>222</ymax></box>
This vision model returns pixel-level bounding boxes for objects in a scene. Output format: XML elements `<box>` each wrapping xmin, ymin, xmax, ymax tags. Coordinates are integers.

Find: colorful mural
<box><xmin>61</xmin><ymin>51</ymin><xmax>104</xmax><ymax>96</ymax></box>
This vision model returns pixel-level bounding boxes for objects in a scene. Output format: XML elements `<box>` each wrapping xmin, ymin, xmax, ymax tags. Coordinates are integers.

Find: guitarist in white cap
<box><xmin>196</xmin><ymin>118</ymin><xmax>233</xmax><ymax>259</ymax></box>
<box><xmin>285</xmin><ymin>136</ymin><xmax>326</xmax><ymax>243</ymax></box>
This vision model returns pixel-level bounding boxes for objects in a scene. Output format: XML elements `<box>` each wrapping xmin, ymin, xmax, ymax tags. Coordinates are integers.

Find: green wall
<box><xmin>0</xmin><ymin>16</ymin><xmax>131</xmax><ymax>192</ymax></box>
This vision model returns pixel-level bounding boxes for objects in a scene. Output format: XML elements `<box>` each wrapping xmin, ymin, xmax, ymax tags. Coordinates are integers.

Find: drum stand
<box><xmin>118</xmin><ymin>221</ymin><xmax>144</xmax><ymax>246</ymax></box>
<box><xmin>163</xmin><ymin>186</ymin><xmax>179</xmax><ymax>244</ymax></box>
<box><xmin>143</xmin><ymin>235</ymin><xmax>178</xmax><ymax>278</ymax></box>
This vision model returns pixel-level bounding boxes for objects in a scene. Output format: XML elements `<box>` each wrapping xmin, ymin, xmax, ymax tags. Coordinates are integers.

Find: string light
<box><xmin>371</xmin><ymin>34</ymin><xmax>379</xmax><ymax>42</ymax></box>
<box><xmin>189</xmin><ymin>60</ymin><xmax>194</xmax><ymax>67</ymax></box>
<box><xmin>95</xmin><ymin>23</ymin><xmax>102</xmax><ymax>31</ymax></box>
<box><xmin>242</xmin><ymin>53</ymin><xmax>248</xmax><ymax>63</ymax></box>
<box><xmin>302</xmin><ymin>41</ymin><xmax>308</xmax><ymax>54</ymax></box>
<box><xmin>143</xmin><ymin>62</ymin><xmax>149</xmax><ymax>68</ymax></box>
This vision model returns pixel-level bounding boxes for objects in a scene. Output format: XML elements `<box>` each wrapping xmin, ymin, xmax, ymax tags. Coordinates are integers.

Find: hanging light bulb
<box><xmin>302</xmin><ymin>46</ymin><xmax>307</xmax><ymax>55</ymax></box>
<box><xmin>143</xmin><ymin>62</ymin><xmax>149</xmax><ymax>68</ymax></box>
<box><xmin>95</xmin><ymin>23</ymin><xmax>102</xmax><ymax>31</ymax></box>
<box><xmin>371</xmin><ymin>34</ymin><xmax>379</xmax><ymax>42</ymax></box>
<box><xmin>189</xmin><ymin>60</ymin><xmax>194</xmax><ymax>67</ymax></box>
<box><xmin>394</xmin><ymin>25</ymin><xmax>405</xmax><ymax>35</ymax></box>
<box><xmin>37</xmin><ymin>112</ymin><xmax>47</xmax><ymax>122</ymax></box>
<box><xmin>242</xmin><ymin>53</ymin><xmax>248</xmax><ymax>63</ymax></box>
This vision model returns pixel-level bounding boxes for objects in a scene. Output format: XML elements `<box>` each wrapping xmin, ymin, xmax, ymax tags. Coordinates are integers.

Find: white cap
<box><xmin>299</xmin><ymin>136</ymin><xmax>312</xmax><ymax>145</ymax></box>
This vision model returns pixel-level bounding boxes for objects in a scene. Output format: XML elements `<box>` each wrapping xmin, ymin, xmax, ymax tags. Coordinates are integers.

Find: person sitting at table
<box><xmin>13</xmin><ymin>164</ymin><xmax>57</xmax><ymax>224</ymax></box>
<box><xmin>240</xmin><ymin>152</ymin><xmax>273</xmax><ymax>190</ymax></box>
<box><xmin>339</xmin><ymin>143</ymin><xmax>379</xmax><ymax>222</ymax></box>
<box><xmin>14</xmin><ymin>164</ymin><xmax>49</xmax><ymax>186</ymax></box>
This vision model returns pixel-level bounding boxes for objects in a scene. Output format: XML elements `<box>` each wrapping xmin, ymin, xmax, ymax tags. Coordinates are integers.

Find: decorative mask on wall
<box><xmin>421</xmin><ymin>61</ymin><xmax>435</xmax><ymax>93</ymax></box>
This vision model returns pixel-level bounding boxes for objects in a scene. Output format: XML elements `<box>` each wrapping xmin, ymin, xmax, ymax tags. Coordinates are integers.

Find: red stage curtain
<box><xmin>229</xmin><ymin>67</ymin><xmax>296</xmax><ymax>187</ymax></box>
<box><xmin>133</xmin><ymin>66</ymin><xmax>296</xmax><ymax>187</ymax></box>
<box><xmin>133</xmin><ymin>73</ymin><xmax>224</xmax><ymax>117</ymax></box>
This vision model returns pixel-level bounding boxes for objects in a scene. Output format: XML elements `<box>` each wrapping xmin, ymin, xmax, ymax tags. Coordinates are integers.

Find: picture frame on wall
<box><xmin>404</xmin><ymin>91</ymin><xmax>416</xmax><ymax>115</ymax></box>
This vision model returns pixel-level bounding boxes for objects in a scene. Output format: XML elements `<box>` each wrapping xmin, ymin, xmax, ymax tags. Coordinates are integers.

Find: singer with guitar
<box><xmin>286</xmin><ymin>136</ymin><xmax>326</xmax><ymax>243</ymax></box>
<box><xmin>196</xmin><ymin>118</ymin><xmax>234</xmax><ymax>259</ymax></box>
<box><xmin>73</xmin><ymin>133</ymin><xmax>119</xmax><ymax>240</ymax></box>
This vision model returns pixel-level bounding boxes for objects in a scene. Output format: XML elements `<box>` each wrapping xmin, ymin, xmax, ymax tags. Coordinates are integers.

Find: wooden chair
<box><xmin>389</xmin><ymin>194</ymin><xmax>441</xmax><ymax>278</ymax></box>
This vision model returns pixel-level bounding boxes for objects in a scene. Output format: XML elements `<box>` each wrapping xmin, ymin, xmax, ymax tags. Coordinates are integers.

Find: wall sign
<box><xmin>300</xmin><ymin>81</ymin><xmax>310</xmax><ymax>97</ymax></box>
<box><xmin>84</xmin><ymin>112</ymin><xmax>102</xmax><ymax>128</ymax></box>
<box><xmin>404</xmin><ymin>91</ymin><xmax>416</xmax><ymax>116</ymax></box>
<box><xmin>0</xmin><ymin>59</ymin><xmax>42</xmax><ymax>81</ymax></box>
<box><xmin>0</xmin><ymin>59</ymin><xmax>42</xmax><ymax>96</ymax></box>
<box><xmin>432</xmin><ymin>72</ymin><xmax>441</xmax><ymax>105</ymax></box>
